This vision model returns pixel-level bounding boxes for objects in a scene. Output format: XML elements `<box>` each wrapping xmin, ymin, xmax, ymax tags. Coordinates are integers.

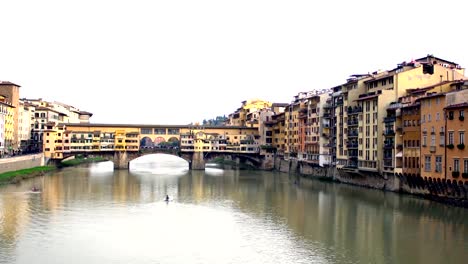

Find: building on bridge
<box><xmin>43</xmin><ymin>123</ymin><xmax>261</xmax><ymax>169</ymax></box>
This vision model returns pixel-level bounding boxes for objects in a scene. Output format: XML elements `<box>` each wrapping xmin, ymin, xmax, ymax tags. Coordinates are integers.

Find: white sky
<box><xmin>1</xmin><ymin>0</ymin><xmax>467</xmax><ymax>125</ymax></box>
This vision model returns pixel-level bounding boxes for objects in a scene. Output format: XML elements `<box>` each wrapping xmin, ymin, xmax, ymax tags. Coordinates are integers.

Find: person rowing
<box><xmin>164</xmin><ymin>195</ymin><xmax>170</xmax><ymax>202</ymax></box>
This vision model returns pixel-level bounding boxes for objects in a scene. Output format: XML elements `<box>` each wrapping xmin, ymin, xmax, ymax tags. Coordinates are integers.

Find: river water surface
<box><xmin>1</xmin><ymin>154</ymin><xmax>467</xmax><ymax>264</ymax></box>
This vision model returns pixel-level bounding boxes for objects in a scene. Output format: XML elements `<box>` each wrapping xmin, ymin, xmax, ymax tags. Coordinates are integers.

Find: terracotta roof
<box><xmin>445</xmin><ymin>102</ymin><xmax>468</xmax><ymax>109</ymax></box>
<box><xmin>355</xmin><ymin>94</ymin><xmax>379</xmax><ymax>101</ymax></box>
<box><xmin>79</xmin><ymin>111</ymin><xmax>93</xmax><ymax>116</ymax></box>
<box><xmin>0</xmin><ymin>81</ymin><xmax>21</xmax><ymax>87</ymax></box>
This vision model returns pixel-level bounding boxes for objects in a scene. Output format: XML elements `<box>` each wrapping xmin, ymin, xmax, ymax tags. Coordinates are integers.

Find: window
<box><xmin>454</xmin><ymin>159</ymin><xmax>460</xmax><ymax>172</ymax></box>
<box><xmin>425</xmin><ymin>156</ymin><xmax>431</xmax><ymax>171</ymax></box>
<box><xmin>448</xmin><ymin>111</ymin><xmax>454</xmax><ymax>120</ymax></box>
<box><xmin>431</xmin><ymin>134</ymin><xmax>436</xmax><ymax>146</ymax></box>
<box><xmin>448</xmin><ymin>132</ymin><xmax>454</xmax><ymax>145</ymax></box>
<box><xmin>464</xmin><ymin>159</ymin><xmax>468</xmax><ymax>173</ymax></box>
<box><xmin>439</xmin><ymin>133</ymin><xmax>444</xmax><ymax>146</ymax></box>
<box><xmin>460</xmin><ymin>131</ymin><xmax>465</xmax><ymax>144</ymax></box>
<box><xmin>436</xmin><ymin>112</ymin><xmax>440</xmax><ymax>121</ymax></box>
<box><xmin>428</xmin><ymin>114</ymin><xmax>431</xmax><ymax>122</ymax></box>
<box><xmin>460</xmin><ymin>110</ymin><xmax>464</xmax><ymax>118</ymax></box>
<box><xmin>423</xmin><ymin>135</ymin><xmax>427</xmax><ymax>146</ymax></box>
<box><xmin>435</xmin><ymin>156</ymin><xmax>442</xmax><ymax>172</ymax></box>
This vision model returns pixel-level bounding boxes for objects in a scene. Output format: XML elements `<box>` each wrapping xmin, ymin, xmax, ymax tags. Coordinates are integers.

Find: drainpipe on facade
<box><xmin>444</xmin><ymin>108</ymin><xmax>447</xmax><ymax>180</ymax></box>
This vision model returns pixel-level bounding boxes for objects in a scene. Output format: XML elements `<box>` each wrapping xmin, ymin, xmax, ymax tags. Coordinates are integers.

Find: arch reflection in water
<box><xmin>129</xmin><ymin>154</ymin><xmax>189</xmax><ymax>202</ymax></box>
<box><xmin>129</xmin><ymin>154</ymin><xmax>189</xmax><ymax>175</ymax></box>
<box><xmin>88</xmin><ymin>161</ymin><xmax>114</xmax><ymax>175</ymax></box>
<box><xmin>205</xmin><ymin>164</ymin><xmax>225</xmax><ymax>177</ymax></box>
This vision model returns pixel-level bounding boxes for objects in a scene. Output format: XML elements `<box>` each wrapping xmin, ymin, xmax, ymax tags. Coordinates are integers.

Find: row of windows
<box><xmin>425</xmin><ymin>157</ymin><xmax>468</xmax><ymax>173</ymax></box>
<box><xmin>140</xmin><ymin>128</ymin><xmax>181</xmax><ymax>134</ymax></box>
<box><xmin>404</xmin><ymin>157</ymin><xmax>420</xmax><ymax>168</ymax></box>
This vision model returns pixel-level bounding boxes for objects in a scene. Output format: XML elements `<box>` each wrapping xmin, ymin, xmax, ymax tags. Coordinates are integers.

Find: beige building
<box><xmin>21</xmin><ymin>98</ymin><xmax>93</xmax><ymax>152</ymax></box>
<box><xmin>342</xmin><ymin>56</ymin><xmax>464</xmax><ymax>174</ymax></box>
<box><xmin>227</xmin><ymin>99</ymin><xmax>272</xmax><ymax>127</ymax></box>
<box><xmin>445</xmin><ymin>88</ymin><xmax>468</xmax><ymax>183</ymax></box>
<box><xmin>18</xmin><ymin>101</ymin><xmax>36</xmax><ymax>152</ymax></box>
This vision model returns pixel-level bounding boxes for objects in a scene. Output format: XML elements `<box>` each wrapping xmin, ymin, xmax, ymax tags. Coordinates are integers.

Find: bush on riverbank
<box><xmin>210</xmin><ymin>157</ymin><xmax>258</xmax><ymax>170</ymax></box>
<box><xmin>0</xmin><ymin>166</ymin><xmax>56</xmax><ymax>184</ymax></box>
<box><xmin>60</xmin><ymin>156</ymin><xmax>107</xmax><ymax>167</ymax></box>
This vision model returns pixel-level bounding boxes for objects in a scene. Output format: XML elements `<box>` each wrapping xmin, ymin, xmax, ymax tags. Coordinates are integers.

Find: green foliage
<box><xmin>61</xmin><ymin>156</ymin><xmax>106</xmax><ymax>167</ymax></box>
<box><xmin>202</xmin><ymin>115</ymin><xmax>228</xmax><ymax>126</ymax></box>
<box><xmin>0</xmin><ymin>166</ymin><xmax>55</xmax><ymax>183</ymax></box>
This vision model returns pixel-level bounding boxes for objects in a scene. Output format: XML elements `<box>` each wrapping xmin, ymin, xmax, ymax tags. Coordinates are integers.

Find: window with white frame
<box><xmin>454</xmin><ymin>159</ymin><xmax>460</xmax><ymax>172</ymax></box>
<box><xmin>448</xmin><ymin>132</ymin><xmax>454</xmax><ymax>145</ymax></box>
<box><xmin>425</xmin><ymin>156</ymin><xmax>431</xmax><ymax>171</ymax></box>
<box><xmin>435</xmin><ymin>156</ymin><xmax>442</xmax><ymax>172</ymax></box>
<box><xmin>460</xmin><ymin>131</ymin><xmax>465</xmax><ymax>144</ymax></box>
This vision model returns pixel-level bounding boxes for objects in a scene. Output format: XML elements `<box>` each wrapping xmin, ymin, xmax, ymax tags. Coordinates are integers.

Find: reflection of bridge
<box><xmin>44</xmin><ymin>123</ymin><xmax>263</xmax><ymax>170</ymax></box>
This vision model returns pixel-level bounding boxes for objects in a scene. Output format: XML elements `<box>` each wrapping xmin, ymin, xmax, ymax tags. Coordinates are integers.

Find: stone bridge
<box><xmin>59</xmin><ymin>149</ymin><xmax>263</xmax><ymax>170</ymax></box>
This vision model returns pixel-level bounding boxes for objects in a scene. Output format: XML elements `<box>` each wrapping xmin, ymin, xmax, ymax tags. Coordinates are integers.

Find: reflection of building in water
<box><xmin>112</xmin><ymin>170</ymin><xmax>141</xmax><ymax>203</ymax></box>
<box><xmin>0</xmin><ymin>192</ymin><xmax>31</xmax><ymax>252</ymax></box>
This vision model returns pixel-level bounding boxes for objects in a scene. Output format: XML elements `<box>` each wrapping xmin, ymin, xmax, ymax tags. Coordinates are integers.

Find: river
<box><xmin>1</xmin><ymin>154</ymin><xmax>467</xmax><ymax>264</ymax></box>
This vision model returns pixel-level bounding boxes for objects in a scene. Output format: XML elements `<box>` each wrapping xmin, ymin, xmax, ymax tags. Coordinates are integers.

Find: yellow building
<box><xmin>0</xmin><ymin>81</ymin><xmax>20</xmax><ymax>153</ymax></box>
<box><xmin>228</xmin><ymin>99</ymin><xmax>272</xmax><ymax>127</ymax></box>
<box><xmin>180</xmin><ymin>126</ymin><xmax>259</xmax><ymax>153</ymax></box>
<box><xmin>0</xmin><ymin>95</ymin><xmax>15</xmax><ymax>155</ymax></box>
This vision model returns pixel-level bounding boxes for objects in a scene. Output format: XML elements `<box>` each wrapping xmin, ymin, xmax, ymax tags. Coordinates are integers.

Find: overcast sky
<box><xmin>1</xmin><ymin>0</ymin><xmax>467</xmax><ymax>125</ymax></box>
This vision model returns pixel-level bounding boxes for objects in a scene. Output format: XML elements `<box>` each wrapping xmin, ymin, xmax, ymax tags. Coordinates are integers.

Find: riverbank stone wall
<box><xmin>0</xmin><ymin>154</ymin><xmax>45</xmax><ymax>174</ymax></box>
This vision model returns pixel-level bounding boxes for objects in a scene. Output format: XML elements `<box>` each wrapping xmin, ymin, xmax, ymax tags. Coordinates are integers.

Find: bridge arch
<box><xmin>154</xmin><ymin>136</ymin><xmax>166</xmax><ymax>146</ymax></box>
<box><xmin>140</xmin><ymin>136</ymin><xmax>154</xmax><ymax>148</ymax></box>
<box><xmin>129</xmin><ymin>153</ymin><xmax>190</xmax><ymax>164</ymax></box>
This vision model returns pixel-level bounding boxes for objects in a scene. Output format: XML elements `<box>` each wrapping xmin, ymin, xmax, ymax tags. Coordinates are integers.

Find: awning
<box><xmin>395</xmin><ymin>151</ymin><xmax>403</xmax><ymax>158</ymax></box>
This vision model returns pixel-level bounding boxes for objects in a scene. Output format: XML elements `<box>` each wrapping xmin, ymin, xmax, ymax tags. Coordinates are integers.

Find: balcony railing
<box><xmin>384</xmin><ymin>130</ymin><xmax>395</xmax><ymax>136</ymax></box>
<box><xmin>384</xmin><ymin>117</ymin><xmax>396</xmax><ymax>123</ymax></box>
<box><xmin>347</xmin><ymin>120</ymin><xmax>358</xmax><ymax>126</ymax></box>
<box><xmin>347</xmin><ymin>106</ymin><xmax>363</xmax><ymax>114</ymax></box>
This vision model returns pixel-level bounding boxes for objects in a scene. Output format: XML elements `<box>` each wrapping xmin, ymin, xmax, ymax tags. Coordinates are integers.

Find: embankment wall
<box><xmin>275</xmin><ymin>158</ymin><xmax>468</xmax><ymax>208</ymax></box>
<box><xmin>0</xmin><ymin>154</ymin><xmax>45</xmax><ymax>174</ymax></box>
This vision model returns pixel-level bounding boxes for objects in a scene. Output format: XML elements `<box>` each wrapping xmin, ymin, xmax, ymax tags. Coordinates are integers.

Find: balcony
<box><xmin>384</xmin><ymin>116</ymin><xmax>396</xmax><ymax>123</ymax></box>
<box><xmin>430</xmin><ymin>146</ymin><xmax>436</xmax><ymax>153</ymax></box>
<box><xmin>347</xmin><ymin>120</ymin><xmax>358</xmax><ymax>126</ymax></box>
<box><xmin>384</xmin><ymin>143</ymin><xmax>394</xmax><ymax>149</ymax></box>
<box><xmin>346</xmin><ymin>143</ymin><xmax>358</xmax><ymax>149</ymax></box>
<box><xmin>384</xmin><ymin>130</ymin><xmax>395</xmax><ymax>136</ymax></box>
<box><xmin>383</xmin><ymin>159</ymin><xmax>394</xmax><ymax>167</ymax></box>
<box><xmin>347</xmin><ymin>106</ymin><xmax>363</xmax><ymax>114</ymax></box>
<box><xmin>348</xmin><ymin>131</ymin><xmax>358</xmax><ymax>137</ymax></box>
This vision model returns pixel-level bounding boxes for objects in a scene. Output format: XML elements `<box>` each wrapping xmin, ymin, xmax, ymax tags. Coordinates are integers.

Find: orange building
<box><xmin>401</xmin><ymin>103</ymin><xmax>421</xmax><ymax>176</ymax></box>
<box><xmin>418</xmin><ymin>93</ymin><xmax>447</xmax><ymax>181</ymax></box>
